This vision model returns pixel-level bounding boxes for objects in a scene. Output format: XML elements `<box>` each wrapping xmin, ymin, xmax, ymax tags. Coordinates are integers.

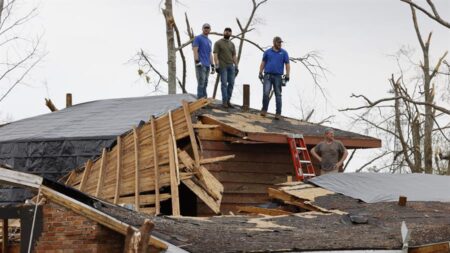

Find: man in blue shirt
<box><xmin>193</xmin><ymin>23</ymin><xmax>215</xmax><ymax>98</ymax></box>
<box><xmin>258</xmin><ymin>36</ymin><xmax>290</xmax><ymax>120</ymax></box>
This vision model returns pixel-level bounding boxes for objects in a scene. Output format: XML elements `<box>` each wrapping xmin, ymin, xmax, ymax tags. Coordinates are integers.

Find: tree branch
<box><xmin>400</xmin><ymin>0</ymin><xmax>450</xmax><ymax>29</ymax></box>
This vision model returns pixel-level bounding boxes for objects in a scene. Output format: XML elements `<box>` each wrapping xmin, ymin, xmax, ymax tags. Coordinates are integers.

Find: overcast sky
<box><xmin>1</xmin><ymin>0</ymin><xmax>449</xmax><ymax>170</ymax></box>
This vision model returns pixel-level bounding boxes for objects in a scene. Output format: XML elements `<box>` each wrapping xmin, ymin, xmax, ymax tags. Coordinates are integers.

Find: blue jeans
<box><xmin>219</xmin><ymin>64</ymin><xmax>235</xmax><ymax>103</ymax></box>
<box><xmin>262</xmin><ymin>73</ymin><xmax>282</xmax><ymax>114</ymax></box>
<box><xmin>196</xmin><ymin>64</ymin><xmax>210</xmax><ymax>98</ymax></box>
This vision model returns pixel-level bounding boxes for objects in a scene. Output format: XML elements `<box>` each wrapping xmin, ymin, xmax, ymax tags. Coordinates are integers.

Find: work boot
<box><xmin>227</xmin><ymin>101</ymin><xmax>234</xmax><ymax>108</ymax></box>
<box><xmin>260</xmin><ymin>110</ymin><xmax>267</xmax><ymax>117</ymax></box>
<box><xmin>275</xmin><ymin>114</ymin><xmax>281</xmax><ymax>120</ymax></box>
<box><xmin>222</xmin><ymin>102</ymin><xmax>229</xmax><ymax>108</ymax></box>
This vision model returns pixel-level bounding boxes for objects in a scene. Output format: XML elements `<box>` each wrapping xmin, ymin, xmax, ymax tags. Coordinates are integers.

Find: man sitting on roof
<box><xmin>311</xmin><ymin>128</ymin><xmax>348</xmax><ymax>175</ymax></box>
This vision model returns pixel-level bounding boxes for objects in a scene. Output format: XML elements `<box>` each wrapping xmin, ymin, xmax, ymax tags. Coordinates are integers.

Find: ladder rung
<box><xmin>296</xmin><ymin>147</ymin><xmax>307</xmax><ymax>150</ymax></box>
<box><xmin>302</xmin><ymin>174</ymin><xmax>316</xmax><ymax>177</ymax></box>
<box><xmin>299</xmin><ymin>160</ymin><xmax>311</xmax><ymax>163</ymax></box>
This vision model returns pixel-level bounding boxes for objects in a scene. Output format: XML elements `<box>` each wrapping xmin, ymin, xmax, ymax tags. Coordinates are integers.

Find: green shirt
<box><xmin>213</xmin><ymin>38</ymin><xmax>236</xmax><ymax>68</ymax></box>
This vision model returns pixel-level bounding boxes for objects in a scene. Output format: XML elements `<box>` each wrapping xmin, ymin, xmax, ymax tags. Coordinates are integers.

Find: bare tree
<box><xmin>400</xmin><ymin>0</ymin><xmax>450</xmax><ymax>29</ymax></box>
<box><xmin>340</xmin><ymin>5</ymin><xmax>449</xmax><ymax>174</ymax></box>
<box><xmin>137</xmin><ymin>0</ymin><xmax>328</xmax><ymax>97</ymax></box>
<box><xmin>0</xmin><ymin>0</ymin><xmax>44</xmax><ymax>103</ymax></box>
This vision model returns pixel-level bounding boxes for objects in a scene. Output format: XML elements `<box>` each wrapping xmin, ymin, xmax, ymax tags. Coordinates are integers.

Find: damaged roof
<box><xmin>198</xmin><ymin>105</ymin><xmax>381</xmax><ymax>148</ymax></box>
<box><xmin>0</xmin><ymin>94</ymin><xmax>380</xmax><ymax>148</ymax></box>
<box><xmin>0</xmin><ymin>94</ymin><xmax>196</xmax><ymax>142</ymax></box>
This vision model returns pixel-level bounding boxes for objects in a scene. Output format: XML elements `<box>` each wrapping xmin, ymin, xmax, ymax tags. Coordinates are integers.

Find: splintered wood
<box><xmin>64</xmin><ymin>98</ymin><xmax>224</xmax><ymax>215</ymax></box>
<box><xmin>268</xmin><ymin>181</ymin><xmax>335</xmax><ymax>213</ymax></box>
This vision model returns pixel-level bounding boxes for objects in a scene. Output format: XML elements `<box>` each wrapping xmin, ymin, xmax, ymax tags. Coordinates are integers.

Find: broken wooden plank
<box><xmin>237</xmin><ymin>206</ymin><xmax>293</xmax><ymax>216</ymax></box>
<box><xmin>133</xmin><ymin>127</ymin><xmax>140</xmax><ymax>211</ymax></box>
<box><xmin>168</xmin><ymin>134</ymin><xmax>180</xmax><ymax>216</ymax></box>
<box><xmin>182</xmin><ymin>100</ymin><xmax>200</xmax><ymax>167</ymax></box>
<box><xmin>267</xmin><ymin>188</ymin><xmax>320</xmax><ymax>212</ymax></box>
<box><xmin>178</xmin><ymin>150</ymin><xmax>224</xmax><ymax>200</ymax></box>
<box><xmin>95</xmin><ymin>148</ymin><xmax>107</xmax><ymax>197</ymax></box>
<box><xmin>79</xmin><ymin>160</ymin><xmax>93</xmax><ymax>191</ymax></box>
<box><xmin>182</xmin><ymin>178</ymin><xmax>221</xmax><ymax>214</ymax></box>
<box><xmin>114</xmin><ymin>136</ymin><xmax>122</xmax><ymax>204</ymax></box>
<box><xmin>193</xmin><ymin>123</ymin><xmax>219</xmax><ymax>129</ymax></box>
<box><xmin>168</xmin><ymin>110</ymin><xmax>180</xmax><ymax>184</ymax></box>
<box><xmin>200</xmin><ymin>155</ymin><xmax>235</xmax><ymax>164</ymax></box>
<box><xmin>150</xmin><ymin>116</ymin><xmax>160</xmax><ymax>215</ymax></box>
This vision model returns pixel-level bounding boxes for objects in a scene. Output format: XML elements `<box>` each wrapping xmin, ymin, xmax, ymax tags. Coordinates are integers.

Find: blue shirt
<box><xmin>262</xmin><ymin>48</ymin><xmax>289</xmax><ymax>75</ymax></box>
<box><xmin>193</xmin><ymin>34</ymin><xmax>212</xmax><ymax>66</ymax></box>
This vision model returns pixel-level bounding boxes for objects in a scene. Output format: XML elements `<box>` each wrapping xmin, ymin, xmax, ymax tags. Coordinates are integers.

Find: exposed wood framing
<box><xmin>95</xmin><ymin>148</ymin><xmax>108</xmax><ymax>197</ymax></box>
<box><xmin>133</xmin><ymin>127</ymin><xmax>140</xmax><ymax>211</ymax></box>
<box><xmin>168</xmin><ymin>110</ymin><xmax>180</xmax><ymax>184</ymax></box>
<box><xmin>79</xmin><ymin>160</ymin><xmax>92</xmax><ymax>191</ymax></box>
<box><xmin>150</xmin><ymin>117</ymin><xmax>160</xmax><ymax>214</ymax></box>
<box><xmin>114</xmin><ymin>136</ymin><xmax>122</xmax><ymax>204</ymax></box>
<box><xmin>168</xmin><ymin>135</ymin><xmax>180</xmax><ymax>216</ymax></box>
<box><xmin>64</xmin><ymin>99</ymin><xmax>213</xmax><ymax>215</ymax></box>
<box><xmin>182</xmin><ymin>100</ymin><xmax>200</xmax><ymax>166</ymax></box>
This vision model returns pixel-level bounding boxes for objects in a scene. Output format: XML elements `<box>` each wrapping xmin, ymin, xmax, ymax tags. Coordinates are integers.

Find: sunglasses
<box><xmin>203</xmin><ymin>27</ymin><xmax>211</xmax><ymax>29</ymax></box>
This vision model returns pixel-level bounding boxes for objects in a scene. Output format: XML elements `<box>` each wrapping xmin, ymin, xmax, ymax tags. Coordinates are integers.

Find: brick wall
<box><xmin>34</xmin><ymin>202</ymin><xmax>124</xmax><ymax>253</ymax></box>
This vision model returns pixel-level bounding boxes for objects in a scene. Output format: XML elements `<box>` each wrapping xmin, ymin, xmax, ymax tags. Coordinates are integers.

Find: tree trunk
<box><xmin>163</xmin><ymin>0</ymin><xmax>177</xmax><ymax>94</ymax></box>
<box><xmin>422</xmin><ymin>40</ymin><xmax>434</xmax><ymax>174</ymax></box>
<box><xmin>411</xmin><ymin>115</ymin><xmax>422</xmax><ymax>173</ymax></box>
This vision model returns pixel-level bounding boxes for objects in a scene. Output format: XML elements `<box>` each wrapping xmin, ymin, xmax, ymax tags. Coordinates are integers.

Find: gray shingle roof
<box><xmin>0</xmin><ymin>94</ymin><xmax>196</xmax><ymax>142</ymax></box>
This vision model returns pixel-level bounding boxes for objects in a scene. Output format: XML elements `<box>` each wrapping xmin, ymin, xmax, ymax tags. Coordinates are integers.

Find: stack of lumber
<box><xmin>65</xmin><ymin>99</ymin><xmax>225</xmax><ymax>215</ymax></box>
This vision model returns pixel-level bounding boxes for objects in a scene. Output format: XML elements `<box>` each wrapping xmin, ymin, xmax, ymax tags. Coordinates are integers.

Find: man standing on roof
<box><xmin>193</xmin><ymin>23</ymin><xmax>215</xmax><ymax>99</ymax></box>
<box><xmin>214</xmin><ymin>27</ymin><xmax>238</xmax><ymax>108</ymax></box>
<box><xmin>311</xmin><ymin>128</ymin><xmax>349</xmax><ymax>175</ymax></box>
<box><xmin>259</xmin><ymin>36</ymin><xmax>290</xmax><ymax>120</ymax></box>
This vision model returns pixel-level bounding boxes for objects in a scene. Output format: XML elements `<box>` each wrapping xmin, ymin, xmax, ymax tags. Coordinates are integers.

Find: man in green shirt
<box><xmin>311</xmin><ymin>128</ymin><xmax>349</xmax><ymax>175</ymax></box>
<box><xmin>213</xmin><ymin>27</ymin><xmax>238</xmax><ymax>108</ymax></box>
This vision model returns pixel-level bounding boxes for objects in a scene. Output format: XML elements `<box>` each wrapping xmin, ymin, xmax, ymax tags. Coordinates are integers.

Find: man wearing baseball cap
<box><xmin>258</xmin><ymin>36</ymin><xmax>290</xmax><ymax>120</ymax></box>
<box><xmin>193</xmin><ymin>23</ymin><xmax>216</xmax><ymax>98</ymax></box>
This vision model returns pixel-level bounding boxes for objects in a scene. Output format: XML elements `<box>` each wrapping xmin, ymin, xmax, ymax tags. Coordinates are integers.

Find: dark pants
<box><xmin>262</xmin><ymin>73</ymin><xmax>282</xmax><ymax>114</ymax></box>
<box><xmin>219</xmin><ymin>64</ymin><xmax>235</xmax><ymax>104</ymax></box>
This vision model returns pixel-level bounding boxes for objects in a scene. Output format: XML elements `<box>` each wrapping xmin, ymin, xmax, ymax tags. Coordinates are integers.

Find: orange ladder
<box><xmin>287</xmin><ymin>134</ymin><xmax>316</xmax><ymax>181</ymax></box>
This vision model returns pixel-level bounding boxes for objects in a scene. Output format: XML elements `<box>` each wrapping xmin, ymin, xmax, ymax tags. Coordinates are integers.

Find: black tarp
<box><xmin>0</xmin><ymin>94</ymin><xmax>196</xmax><ymax>203</ymax></box>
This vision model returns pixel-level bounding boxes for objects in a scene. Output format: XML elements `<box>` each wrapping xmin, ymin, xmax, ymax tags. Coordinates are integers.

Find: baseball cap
<box><xmin>202</xmin><ymin>23</ymin><xmax>211</xmax><ymax>29</ymax></box>
<box><xmin>273</xmin><ymin>36</ymin><xmax>283</xmax><ymax>43</ymax></box>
